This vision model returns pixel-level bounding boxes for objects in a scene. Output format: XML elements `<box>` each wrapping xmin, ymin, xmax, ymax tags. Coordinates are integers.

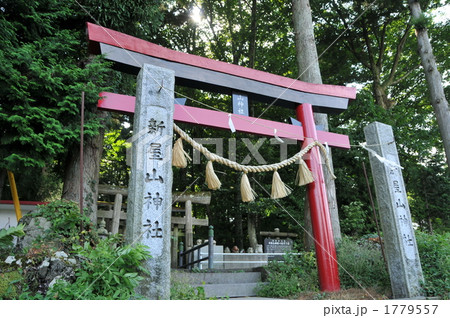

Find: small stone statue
<box><xmin>98</xmin><ymin>218</ymin><xmax>109</xmax><ymax>239</ymax></box>
<box><xmin>255</xmin><ymin>244</ymin><xmax>263</xmax><ymax>253</ymax></box>
<box><xmin>247</xmin><ymin>247</ymin><xmax>254</xmax><ymax>253</ymax></box>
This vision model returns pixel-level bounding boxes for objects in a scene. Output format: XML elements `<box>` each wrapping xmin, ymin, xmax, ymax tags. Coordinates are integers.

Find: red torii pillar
<box><xmin>297</xmin><ymin>103</ymin><xmax>340</xmax><ymax>291</ymax></box>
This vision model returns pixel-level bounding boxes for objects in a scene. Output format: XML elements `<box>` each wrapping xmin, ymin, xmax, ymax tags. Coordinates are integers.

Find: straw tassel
<box><xmin>271</xmin><ymin>170</ymin><xmax>292</xmax><ymax>199</ymax></box>
<box><xmin>172</xmin><ymin>138</ymin><xmax>191</xmax><ymax>168</ymax></box>
<box><xmin>240</xmin><ymin>173</ymin><xmax>256</xmax><ymax>202</ymax></box>
<box><xmin>295</xmin><ymin>159</ymin><xmax>314</xmax><ymax>186</ymax></box>
<box><xmin>205</xmin><ymin>160</ymin><xmax>221</xmax><ymax>190</ymax></box>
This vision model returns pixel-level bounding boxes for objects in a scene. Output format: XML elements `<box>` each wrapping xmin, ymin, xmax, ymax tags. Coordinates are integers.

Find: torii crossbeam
<box><xmin>87</xmin><ymin>23</ymin><xmax>356</xmax><ymax>291</ymax></box>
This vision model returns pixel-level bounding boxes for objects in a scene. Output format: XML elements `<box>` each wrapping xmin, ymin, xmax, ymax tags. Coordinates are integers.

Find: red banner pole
<box><xmin>296</xmin><ymin>103</ymin><xmax>340</xmax><ymax>291</ymax></box>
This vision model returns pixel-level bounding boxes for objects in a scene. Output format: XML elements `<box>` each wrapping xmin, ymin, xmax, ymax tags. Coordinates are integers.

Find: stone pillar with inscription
<box><xmin>364</xmin><ymin>122</ymin><xmax>424</xmax><ymax>299</ymax></box>
<box><xmin>126</xmin><ymin>64</ymin><xmax>175</xmax><ymax>299</ymax></box>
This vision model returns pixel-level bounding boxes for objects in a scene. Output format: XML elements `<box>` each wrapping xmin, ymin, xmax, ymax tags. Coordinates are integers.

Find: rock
<box><xmin>38</xmin><ymin>259</ymin><xmax>50</xmax><ymax>278</ymax></box>
<box><xmin>54</xmin><ymin>251</ymin><xmax>68</xmax><ymax>259</ymax></box>
<box><xmin>51</xmin><ymin>251</ymin><xmax>69</xmax><ymax>261</ymax></box>
<box><xmin>16</xmin><ymin>217</ymin><xmax>52</xmax><ymax>251</ymax></box>
<box><xmin>39</xmin><ymin>259</ymin><xmax>50</xmax><ymax>268</ymax></box>
<box><xmin>48</xmin><ymin>275</ymin><xmax>65</xmax><ymax>289</ymax></box>
<box><xmin>5</xmin><ymin>256</ymin><xmax>15</xmax><ymax>264</ymax></box>
<box><xmin>23</xmin><ymin>251</ymin><xmax>78</xmax><ymax>295</ymax></box>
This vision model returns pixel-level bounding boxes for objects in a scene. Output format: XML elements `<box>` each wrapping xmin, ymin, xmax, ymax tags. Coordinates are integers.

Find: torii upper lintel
<box><xmin>87</xmin><ymin>23</ymin><xmax>356</xmax><ymax>114</ymax></box>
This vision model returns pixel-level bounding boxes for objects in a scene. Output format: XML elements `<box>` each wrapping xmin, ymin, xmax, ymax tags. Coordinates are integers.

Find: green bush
<box><xmin>45</xmin><ymin>236</ymin><xmax>151</xmax><ymax>300</ymax></box>
<box><xmin>27</xmin><ymin>200</ymin><xmax>98</xmax><ymax>248</ymax></box>
<box><xmin>0</xmin><ymin>271</ymin><xmax>22</xmax><ymax>299</ymax></box>
<box><xmin>416</xmin><ymin>231</ymin><xmax>449</xmax><ymax>299</ymax></box>
<box><xmin>336</xmin><ymin>236</ymin><xmax>391</xmax><ymax>295</ymax></box>
<box><xmin>256</xmin><ymin>251</ymin><xmax>319</xmax><ymax>298</ymax></box>
<box><xmin>170</xmin><ymin>281</ymin><xmax>208</xmax><ymax>300</ymax></box>
<box><xmin>340</xmin><ymin>201</ymin><xmax>371</xmax><ymax>236</ymax></box>
<box><xmin>8</xmin><ymin>200</ymin><xmax>151</xmax><ymax>300</ymax></box>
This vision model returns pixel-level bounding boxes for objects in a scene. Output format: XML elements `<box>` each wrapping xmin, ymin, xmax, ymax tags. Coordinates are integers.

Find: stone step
<box><xmin>172</xmin><ymin>270</ymin><xmax>265</xmax><ymax>298</ymax></box>
<box><xmin>198</xmin><ymin>282</ymin><xmax>261</xmax><ymax>298</ymax></box>
<box><xmin>173</xmin><ymin>271</ymin><xmax>262</xmax><ymax>285</ymax></box>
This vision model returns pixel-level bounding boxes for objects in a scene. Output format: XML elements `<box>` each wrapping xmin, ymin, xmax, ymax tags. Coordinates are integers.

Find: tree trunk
<box><xmin>373</xmin><ymin>81</ymin><xmax>396</xmax><ymax>110</ymax></box>
<box><xmin>292</xmin><ymin>0</ymin><xmax>341</xmax><ymax>249</ymax></box>
<box><xmin>246</xmin><ymin>0</ymin><xmax>259</xmax><ymax>250</ymax></box>
<box><xmin>62</xmin><ymin>111</ymin><xmax>107</xmax><ymax>224</ymax></box>
<box><xmin>248</xmin><ymin>0</ymin><xmax>257</xmax><ymax>69</ymax></box>
<box><xmin>235</xmin><ymin>209</ymin><xmax>244</xmax><ymax>251</ymax></box>
<box><xmin>408</xmin><ymin>0</ymin><xmax>450</xmax><ymax>168</ymax></box>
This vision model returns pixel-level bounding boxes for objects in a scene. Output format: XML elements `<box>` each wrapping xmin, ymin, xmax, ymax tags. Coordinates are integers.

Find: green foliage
<box><xmin>81</xmin><ymin>0</ymin><xmax>164</xmax><ymax>39</ymax></box>
<box><xmin>331</xmin><ymin>88</ymin><xmax>449</xmax><ymax>234</ymax></box>
<box><xmin>0</xmin><ymin>271</ymin><xmax>22</xmax><ymax>299</ymax></box>
<box><xmin>99</xmin><ymin>128</ymin><xmax>131</xmax><ymax>187</ymax></box>
<box><xmin>28</xmin><ymin>200</ymin><xmax>98</xmax><ymax>248</ymax></box>
<box><xmin>336</xmin><ymin>236</ymin><xmax>391</xmax><ymax>294</ymax></box>
<box><xmin>416</xmin><ymin>231</ymin><xmax>450</xmax><ymax>299</ymax></box>
<box><xmin>0</xmin><ymin>224</ymin><xmax>25</xmax><ymax>250</ymax></box>
<box><xmin>0</xmin><ymin>0</ymin><xmax>164</xmax><ymax>201</ymax></box>
<box><xmin>0</xmin><ymin>0</ymin><xmax>111</xmax><ymax>172</ymax></box>
<box><xmin>46</xmin><ymin>236</ymin><xmax>150</xmax><ymax>300</ymax></box>
<box><xmin>257</xmin><ymin>251</ymin><xmax>319</xmax><ymax>298</ymax></box>
<box><xmin>170</xmin><ymin>281</ymin><xmax>208</xmax><ymax>300</ymax></box>
<box><xmin>4</xmin><ymin>200</ymin><xmax>151</xmax><ymax>300</ymax></box>
<box><xmin>411</xmin><ymin>12</ymin><xmax>432</xmax><ymax>30</ymax></box>
<box><xmin>340</xmin><ymin>201</ymin><xmax>371</xmax><ymax>236</ymax></box>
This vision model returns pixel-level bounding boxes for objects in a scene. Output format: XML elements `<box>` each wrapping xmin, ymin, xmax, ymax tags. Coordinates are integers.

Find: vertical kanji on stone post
<box><xmin>364</xmin><ymin>122</ymin><xmax>424</xmax><ymax>299</ymax></box>
<box><xmin>126</xmin><ymin>64</ymin><xmax>175</xmax><ymax>299</ymax></box>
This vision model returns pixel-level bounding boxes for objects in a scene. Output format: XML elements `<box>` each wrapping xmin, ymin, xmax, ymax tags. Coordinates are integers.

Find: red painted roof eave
<box><xmin>86</xmin><ymin>23</ymin><xmax>356</xmax><ymax>101</ymax></box>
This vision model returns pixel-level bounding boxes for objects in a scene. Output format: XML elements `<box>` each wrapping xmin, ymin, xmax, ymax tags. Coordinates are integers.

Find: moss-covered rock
<box><xmin>0</xmin><ymin>271</ymin><xmax>22</xmax><ymax>299</ymax></box>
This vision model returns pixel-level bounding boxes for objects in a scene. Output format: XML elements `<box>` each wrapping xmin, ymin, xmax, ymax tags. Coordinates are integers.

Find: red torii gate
<box><xmin>87</xmin><ymin>23</ymin><xmax>356</xmax><ymax>291</ymax></box>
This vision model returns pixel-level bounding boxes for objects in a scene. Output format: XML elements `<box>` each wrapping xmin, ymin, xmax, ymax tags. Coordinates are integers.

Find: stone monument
<box><xmin>364</xmin><ymin>122</ymin><xmax>424</xmax><ymax>299</ymax></box>
<box><xmin>126</xmin><ymin>64</ymin><xmax>175</xmax><ymax>299</ymax></box>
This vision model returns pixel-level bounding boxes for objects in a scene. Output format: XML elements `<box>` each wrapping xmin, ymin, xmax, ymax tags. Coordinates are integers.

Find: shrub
<box><xmin>336</xmin><ymin>236</ymin><xmax>391</xmax><ymax>296</ymax></box>
<box><xmin>340</xmin><ymin>201</ymin><xmax>374</xmax><ymax>236</ymax></box>
<box><xmin>170</xmin><ymin>281</ymin><xmax>208</xmax><ymax>300</ymax></box>
<box><xmin>256</xmin><ymin>251</ymin><xmax>319</xmax><ymax>298</ymax></box>
<box><xmin>8</xmin><ymin>200</ymin><xmax>151</xmax><ymax>300</ymax></box>
<box><xmin>46</xmin><ymin>236</ymin><xmax>151</xmax><ymax>300</ymax></box>
<box><xmin>27</xmin><ymin>200</ymin><xmax>98</xmax><ymax>248</ymax></box>
<box><xmin>416</xmin><ymin>231</ymin><xmax>449</xmax><ymax>299</ymax></box>
<box><xmin>0</xmin><ymin>271</ymin><xmax>22</xmax><ymax>299</ymax></box>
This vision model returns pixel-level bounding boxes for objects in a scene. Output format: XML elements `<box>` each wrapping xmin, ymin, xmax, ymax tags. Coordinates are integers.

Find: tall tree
<box><xmin>0</xmin><ymin>0</ymin><xmax>110</xmax><ymax>204</ymax></box>
<box><xmin>0</xmin><ymin>0</ymin><xmax>164</xmax><ymax>220</ymax></box>
<box><xmin>313</xmin><ymin>0</ymin><xmax>449</xmax><ymax>231</ymax></box>
<box><xmin>408</xmin><ymin>0</ymin><xmax>450</xmax><ymax>167</ymax></box>
<box><xmin>292</xmin><ymin>0</ymin><xmax>342</xmax><ymax>248</ymax></box>
<box><xmin>313</xmin><ymin>1</ymin><xmax>419</xmax><ymax>110</ymax></box>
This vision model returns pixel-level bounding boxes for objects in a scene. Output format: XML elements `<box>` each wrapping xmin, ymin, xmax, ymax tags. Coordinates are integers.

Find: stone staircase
<box><xmin>172</xmin><ymin>269</ymin><xmax>265</xmax><ymax>298</ymax></box>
